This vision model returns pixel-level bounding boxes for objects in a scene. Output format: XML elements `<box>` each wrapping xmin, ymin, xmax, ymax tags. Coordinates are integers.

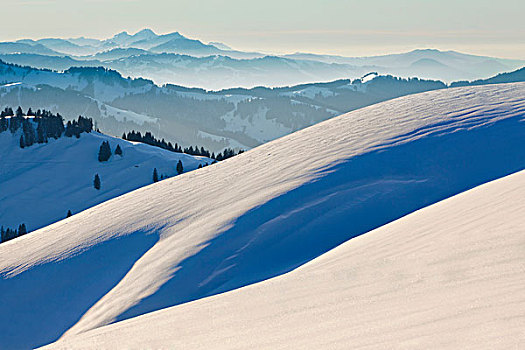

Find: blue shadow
<box><xmin>0</xmin><ymin>230</ymin><xmax>159</xmax><ymax>349</ymax></box>
<box><xmin>118</xmin><ymin>115</ymin><xmax>525</xmax><ymax>323</ymax></box>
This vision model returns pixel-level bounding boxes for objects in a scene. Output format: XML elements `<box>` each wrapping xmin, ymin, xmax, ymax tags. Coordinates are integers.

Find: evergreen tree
<box><xmin>94</xmin><ymin>174</ymin><xmax>101</xmax><ymax>190</ymax></box>
<box><xmin>0</xmin><ymin>116</ymin><xmax>7</xmax><ymax>132</ymax></box>
<box><xmin>19</xmin><ymin>135</ymin><xmax>25</xmax><ymax>148</ymax></box>
<box><xmin>115</xmin><ymin>144</ymin><xmax>123</xmax><ymax>156</ymax></box>
<box><xmin>22</xmin><ymin>118</ymin><xmax>36</xmax><ymax>147</ymax></box>
<box><xmin>153</xmin><ymin>168</ymin><xmax>159</xmax><ymax>182</ymax></box>
<box><xmin>176</xmin><ymin>160</ymin><xmax>184</xmax><ymax>175</ymax></box>
<box><xmin>67</xmin><ymin>210</ymin><xmax>72</xmax><ymax>218</ymax></box>
<box><xmin>98</xmin><ymin>141</ymin><xmax>112</xmax><ymax>162</ymax></box>
<box><xmin>15</xmin><ymin>106</ymin><xmax>23</xmax><ymax>118</ymax></box>
<box><xmin>18</xmin><ymin>224</ymin><xmax>27</xmax><ymax>236</ymax></box>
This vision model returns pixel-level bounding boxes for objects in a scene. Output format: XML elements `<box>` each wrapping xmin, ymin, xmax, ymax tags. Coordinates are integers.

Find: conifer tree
<box><xmin>153</xmin><ymin>168</ymin><xmax>159</xmax><ymax>182</ymax></box>
<box><xmin>15</xmin><ymin>106</ymin><xmax>23</xmax><ymax>118</ymax></box>
<box><xmin>18</xmin><ymin>224</ymin><xmax>27</xmax><ymax>236</ymax></box>
<box><xmin>115</xmin><ymin>144</ymin><xmax>123</xmax><ymax>156</ymax></box>
<box><xmin>98</xmin><ymin>141</ymin><xmax>112</xmax><ymax>162</ymax></box>
<box><xmin>67</xmin><ymin>210</ymin><xmax>72</xmax><ymax>218</ymax></box>
<box><xmin>176</xmin><ymin>160</ymin><xmax>184</xmax><ymax>175</ymax></box>
<box><xmin>94</xmin><ymin>174</ymin><xmax>101</xmax><ymax>190</ymax></box>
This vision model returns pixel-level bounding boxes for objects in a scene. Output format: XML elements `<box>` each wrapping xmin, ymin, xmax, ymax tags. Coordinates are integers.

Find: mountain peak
<box><xmin>134</xmin><ymin>28</ymin><xmax>157</xmax><ymax>39</ymax></box>
<box><xmin>114</xmin><ymin>31</ymin><xmax>130</xmax><ymax>38</ymax></box>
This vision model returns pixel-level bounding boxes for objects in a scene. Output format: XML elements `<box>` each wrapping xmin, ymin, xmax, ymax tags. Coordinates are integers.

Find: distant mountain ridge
<box><xmin>1</xmin><ymin>59</ymin><xmax>456</xmax><ymax>151</ymax></box>
<box><xmin>2</xmin><ymin>58</ymin><xmax>524</xmax><ymax>152</ymax></box>
<box><xmin>0</xmin><ymin>29</ymin><xmax>522</xmax><ymax>88</ymax></box>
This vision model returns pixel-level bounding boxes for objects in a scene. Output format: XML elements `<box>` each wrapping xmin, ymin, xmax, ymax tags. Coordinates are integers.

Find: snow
<box><xmin>0</xmin><ymin>129</ymin><xmax>211</xmax><ymax>232</ymax></box>
<box><xmin>46</xmin><ymin>169</ymin><xmax>525</xmax><ymax>349</ymax></box>
<box><xmin>1</xmin><ymin>83</ymin><xmax>524</xmax><ymax>349</ymax></box>
<box><xmin>281</xmin><ymin>86</ymin><xmax>336</xmax><ymax>99</ymax></box>
<box><xmin>98</xmin><ymin>102</ymin><xmax>158</xmax><ymax>125</ymax></box>
<box><xmin>361</xmin><ymin>71</ymin><xmax>379</xmax><ymax>83</ymax></box>
<box><xmin>222</xmin><ymin>106</ymin><xmax>294</xmax><ymax>143</ymax></box>
<box><xmin>196</xmin><ymin>130</ymin><xmax>248</xmax><ymax>150</ymax></box>
<box><xmin>0</xmin><ymin>82</ymin><xmax>22</xmax><ymax>88</ymax></box>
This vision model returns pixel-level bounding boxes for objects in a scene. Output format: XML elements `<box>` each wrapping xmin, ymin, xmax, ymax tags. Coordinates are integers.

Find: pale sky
<box><xmin>2</xmin><ymin>0</ymin><xmax>524</xmax><ymax>59</ymax></box>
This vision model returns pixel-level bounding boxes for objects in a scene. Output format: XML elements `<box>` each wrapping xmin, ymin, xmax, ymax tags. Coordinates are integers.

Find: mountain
<box><xmin>90</xmin><ymin>48</ymin><xmax>149</xmax><ymax>60</ymax></box>
<box><xmin>45</xmin><ymin>169</ymin><xmax>525</xmax><ymax>349</ymax></box>
<box><xmin>1</xmin><ymin>83</ymin><xmax>524</xmax><ymax>349</ymax></box>
<box><xmin>0</xmin><ymin>114</ymin><xmax>210</xmax><ymax>234</ymax></box>
<box><xmin>106</xmin><ymin>29</ymin><xmax>158</xmax><ymax>47</ymax></box>
<box><xmin>283</xmin><ymin>49</ymin><xmax>525</xmax><ymax>83</ymax></box>
<box><xmin>208</xmin><ymin>41</ymin><xmax>232</xmax><ymax>50</ymax></box>
<box><xmin>0</xmin><ymin>52</ymin><xmax>363</xmax><ymax>88</ymax></box>
<box><xmin>149</xmin><ymin>37</ymin><xmax>222</xmax><ymax>55</ymax></box>
<box><xmin>0</xmin><ymin>42</ymin><xmax>62</xmax><ymax>56</ymax></box>
<box><xmin>2</xmin><ymin>30</ymin><xmax>523</xmax><ymax>87</ymax></box>
<box><xmin>450</xmin><ymin>66</ymin><xmax>525</xmax><ymax>87</ymax></box>
<box><xmin>17</xmin><ymin>38</ymin><xmax>98</xmax><ymax>56</ymax></box>
<box><xmin>0</xmin><ymin>53</ymin><xmax>102</xmax><ymax>71</ymax></box>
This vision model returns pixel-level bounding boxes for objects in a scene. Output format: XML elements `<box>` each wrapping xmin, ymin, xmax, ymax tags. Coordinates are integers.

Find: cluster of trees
<box><xmin>123</xmin><ymin>130</ymin><xmax>184</xmax><ymax>153</ymax></box>
<box><xmin>0</xmin><ymin>106</ymin><xmax>94</xmax><ymax>148</ymax></box>
<box><xmin>64</xmin><ymin>116</ymin><xmax>93</xmax><ymax>138</ymax></box>
<box><xmin>1</xmin><ymin>224</ymin><xmax>28</xmax><ymax>244</ymax></box>
<box><xmin>98</xmin><ymin>141</ymin><xmax>122</xmax><ymax>162</ymax></box>
<box><xmin>122</xmin><ymin>130</ymin><xmax>243</xmax><ymax>161</ymax></box>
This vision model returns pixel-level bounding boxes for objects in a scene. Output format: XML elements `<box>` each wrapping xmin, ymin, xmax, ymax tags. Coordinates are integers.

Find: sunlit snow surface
<box><xmin>48</xmin><ymin>169</ymin><xmax>525</xmax><ymax>349</ymax></box>
<box><xmin>1</xmin><ymin>83</ymin><xmax>524</xmax><ymax>349</ymax></box>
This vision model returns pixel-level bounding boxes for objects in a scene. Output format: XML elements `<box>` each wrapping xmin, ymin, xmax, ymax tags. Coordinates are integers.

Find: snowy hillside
<box><xmin>1</xmin><ymin>83</ymin><xmax>524</xmax><ymax>349</ymax></box>
<box><xmin>46</xmin><ymin>169</ymin><xmax>525</xmax><ymax>349</ymax></box>
<box><xmin>0</xmin><ymin>124</ymin><xmax>210</xmax><ymax>234</ymax></box>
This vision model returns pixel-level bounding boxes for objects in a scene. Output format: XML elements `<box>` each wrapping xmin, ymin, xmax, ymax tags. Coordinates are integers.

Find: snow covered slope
<box><xmin>1</xmin><ymin>83</ymin><xmax>524</xmax><ymax>349</ymax></box>
<box><xmin>0</xmin><ymin>130</ymin><xmax>210</xmax><ymax>232</ymax></box>
<box><xmin>46</xmin><ymin>169</ymin><xmax>525</xmax><ymax>350</ymax></box>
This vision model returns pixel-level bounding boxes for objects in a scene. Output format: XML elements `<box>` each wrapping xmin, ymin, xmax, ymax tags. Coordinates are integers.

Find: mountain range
<box><xmin>1</xmin><ymin>29</ymin><xmax>523</xmax><ymax>89</ymax></box>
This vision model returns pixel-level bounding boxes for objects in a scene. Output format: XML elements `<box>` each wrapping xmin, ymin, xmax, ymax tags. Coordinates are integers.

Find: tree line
<box><xmin>0</xmin><ymin>106</ymin><xmax>94</xmax><ymax>148</ymax></box>
<box><xmin>122</xmin><ymin>130</ymin><xmax>243</xmax><ymax>161</ymax></box>
<box><xmin>1</xmin><ymin>224</ymin><xmax>27</xmax><ymax>244</ymax></box>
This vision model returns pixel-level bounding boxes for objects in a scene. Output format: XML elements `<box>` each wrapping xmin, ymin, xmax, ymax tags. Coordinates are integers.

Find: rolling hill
<box><xmin>0</xmin><ymin>83</ymin><xmax>524</xmax><ymax>349</ymax></box>
<box><xmin>0</xmin><ymin>117</ymin><xmax>211</xmax><ymax>234</ymax></box>
<box><xmin>46</xmin><ymin>168</ymin><xmax>525</xmax><ymax>349</ymax></box>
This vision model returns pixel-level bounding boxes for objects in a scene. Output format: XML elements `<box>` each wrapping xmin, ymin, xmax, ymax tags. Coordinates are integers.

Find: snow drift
<box><xmin>47</xmin><ymin>168</ymin><xmax>525</xmax><ymax>349</ymax></box>
<box><xmin>1</xmin><ymin>83</ymin><xmax>524</xmax><ymax>349</ymax></box>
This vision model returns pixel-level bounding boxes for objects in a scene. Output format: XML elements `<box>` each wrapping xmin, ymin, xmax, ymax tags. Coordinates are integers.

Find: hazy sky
<box><xmin>2</xmin><ymin>0</ymin><xmax>524</xmax><ymax>58</ymax></box>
